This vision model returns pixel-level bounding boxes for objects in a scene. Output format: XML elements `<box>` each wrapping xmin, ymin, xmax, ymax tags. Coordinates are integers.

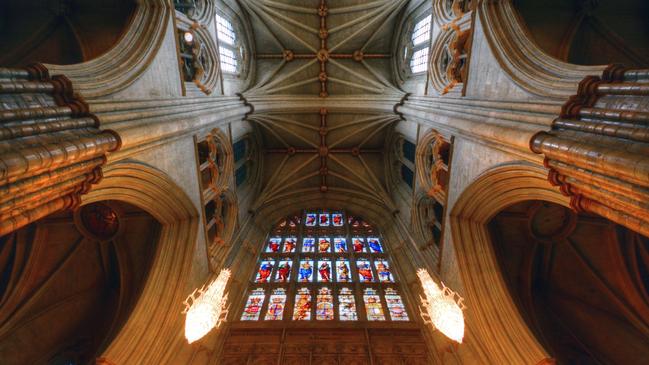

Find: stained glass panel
<box><xmin>255</xmin><ymin>259</ymin><xmax>274</xmax><ymax>283</ymax></box>
<box><xmin>318</xmin><ymin>237</ymin><xmax>332</xmax><ymax>253</ymax></box>
<box><xmin>374</xmin><ymin>259</ymin><xmax>394</xmax><ymax>283</ymax></box>
<box><xmin>265</xmin><ymin>288</ymin><xmax>287</xmax><ymax>320</ymax></box>
<box><xmin>338</xmin><ymin>287</ymin><xmax>357</xmax><ymax>321</ymax></box>
<box><xmin>367</xmin><ymin>237</ymin><xmax>383</xmax><ymax>253</ymax></box>
<box><xmin>363</xmin><ymin>288</ymin><xmax>385</xmax><ymax>321</ymax></box>
<box><xmin>283</xmin><ymin>237</ymin><xmax>297</xmax><ymax>253</ymax></box>
<box><xmin>319</xmin><ymin>213</ymin><xmax>330</xmax><ymax>226</ymax></box>
<box><xmin>266</xmin><ymin>237</ymin><xmax>281</xmax><ymax>253</ymax></box>
<box><xmin>241</xmin><ymin>288</ymin><xmax>265</xmax><ymax>321</ymax></box>
<box><xmin>385</xmin><ymin>288</ymin><xmax>409</xmax><ymax>321</ymax></box>
<box><xmin>305</xmin><ymin>213</ymin><xmax>317</xmax><ymax>226</ymax></box>
<box><xmin>352</xmin><ymin>237</ymin><xmax>366</xmax><ymax>253</ymax></box>
<box><xmin>336</xmin><ymin>259</ymin><xmax>352</xmax><ymax>282</ymax></box>
<box><xmin>275</xmin><ymin>260</ymin><xmax>292</xmax><ymax>283</ymax></box>
<box><xmin>356</xmin><ymin>259</ymin><xmax>374</xmax><ymax>282</ymax></box>
<box><xmin>332</xmin><ymin>213</ymin><xmax>344</xmax><ymax>226</ymax></box>
<box><xmin>334</xmin><ymin>237</ymin><xmax>347</xmax><ymax>253</ymax></box>
<box><xmin>317</xmin><ymin>260</ymin><xmax>333</xmax><ymax>282</ymax></box>
<box><xmin>293</xmin><ymin>287</ymin><xmax>312</xmax><ymax>320</ymax></box>
<box><xmin>298</xmin><ymin>260</ymin><xmax>314</xmax><ymax>282</ymax></box>
<box><xmin>316</xmin><ymin>287</ymin><xmax>334</xmax><ymax>320</ymax></box>
<box><xmin>302</xmin><ymin>237</ymin><xmax>315</xmax><ymax>253</ymax></box>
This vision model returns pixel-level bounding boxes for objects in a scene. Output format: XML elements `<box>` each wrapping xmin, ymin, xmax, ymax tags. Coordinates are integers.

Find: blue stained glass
<box><xmin>305</xmin><ymin>213</ymin><xmax>317</xmax><ymax>226</ymax></box>
<box><xmin>233</xmin><ymin>139</ymin><xmax>247</xmax><ymax>162</ymax></box>
<box><xmin>283</xmin><ymin>237</ymin><xmax>297</xmax><ymax>253</ymax></box>
<box><xmin>332</xmin><ymin>213</ymin><xmax>344</xmax><ymax>226</ymax></box>
<box><xmin>302</xmin><ymin>237</ymin><xmax>315</xmax><ymax>253</ymax></box>
<box><xmin>402</xmin><ymin>139</ymin><xmax>416</xmax><ymax>163</ymax></box>
<box><xmin>356</xmin><ymin>259</ymin><xmax>374</xmax><ymax>282</ymax></box>
<box><xmin>235</xmin><ymin>164</ymin><xmax>247</xmax><ymax>186</ymax></box>
<box><xmin>298</xmin><ymin>260</ymin><xmax>314</xmax><ymax>282</ymax></box>
<box><xmin>367</xmin><ymin>237</ymin><xmax>383</xmax><ymax>253</ymax></box>
<box><xmin>352</xmin><ymin>237</ymin><xmax>366</xmax><ymax>253</ymax></box>
<box><xmin>334</xmin><ymin>237</ymin><xmax>347</xmax><ymax>252</ymax></box>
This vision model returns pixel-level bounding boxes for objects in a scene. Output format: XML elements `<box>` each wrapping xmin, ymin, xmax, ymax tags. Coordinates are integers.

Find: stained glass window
<box><xmin>385</xmin><ymin>288</ymin><xmax>409</xmax><ymax>321</ymax></box>
<box><xmin>265</xmin><ymin>288</ymin><xmax>287</xmax><ymax>320</ymax></box>
<box><xmin>316</xmin><ymin>287</ymin><xmax>334</xmax><ymax>320</ymax></box>
<box><xmin>364</xmin><ymin>288</ymin><xmax>385</xmax><ymax>321</ymax></box>
<box><xmin>293</xmin><ymin>287</ymin><xmax>312</xmax><ymax>320</ymax></box>
<box><xmin>338</xmin><ymin>287</ymin><xmax>358</xmax><ymax>321</ymax></box>
<box><xmin>241</xmin><ymin>288</ymin><xmax>265</xmax><ymax>321</ymax></box>
<box><xmin>240</xmin><ymin>210</ymin><xmax>410</xmax><ymax>322</ymax></box>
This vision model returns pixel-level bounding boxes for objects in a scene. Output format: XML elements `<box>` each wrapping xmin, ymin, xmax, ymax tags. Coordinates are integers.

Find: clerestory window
<box><xmin>216</xmin><ymin>14</ymin><xmax>239</xmax><ymax>74</ymax></box>
<box><xmin>410</xmin><ymin>14</ymin><xmax>432</xmax><ymax>74</ymax></box>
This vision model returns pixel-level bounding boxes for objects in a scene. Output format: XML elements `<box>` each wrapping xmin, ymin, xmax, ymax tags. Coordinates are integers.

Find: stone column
<box><xmin>0</xmin><ymin>64</ymin><xmax>120</xmax><ymax>235</ymax></box>
<box><xmin>531</xmin><ymin>65</ymin><xmax>649</xmax><ymax>236</ymax></box>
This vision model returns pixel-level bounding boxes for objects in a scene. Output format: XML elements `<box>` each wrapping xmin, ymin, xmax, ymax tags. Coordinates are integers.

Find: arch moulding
<box><xmin>82</xmin><ymin>160</ymin><xmax>200</xmax><ymax>364</ymax></box>
<box><xmin>449</xmin><ymin>162</ymin><xmax>567</xmax><ymax>364</ymax></box>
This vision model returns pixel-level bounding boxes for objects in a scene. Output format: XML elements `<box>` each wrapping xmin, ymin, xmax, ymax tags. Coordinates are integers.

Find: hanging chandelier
<box><xmin>417</xmin><ymin>268</ymin><xmax>466</xmax><ymax>343</ymax></box>
<box><xmin>183</xmin><ymin>268</ymin><xmax>231</xmax><ymax>344</ymax></box>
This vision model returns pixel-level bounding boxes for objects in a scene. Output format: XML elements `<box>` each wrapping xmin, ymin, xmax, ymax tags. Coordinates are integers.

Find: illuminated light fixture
<box><xmin>183</xmin><ymin>269</ymin><xmax>231</xmax><ymax>344</ymax></box>
<box><xmin>183</xmin><ymin>31</ymin><xmax>194</xmax><ymax>44</ymax></box>
<box><xmin>417</xmin><ymin>268</ymin><xmax>466</xmax><ymax>343</ymax></box>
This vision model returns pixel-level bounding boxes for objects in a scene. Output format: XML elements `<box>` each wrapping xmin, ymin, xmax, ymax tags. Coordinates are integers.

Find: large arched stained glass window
<box><xmin>240</xmin><ymin>210</ymin><xmax>410</xmax><ymax>322</ymax></box>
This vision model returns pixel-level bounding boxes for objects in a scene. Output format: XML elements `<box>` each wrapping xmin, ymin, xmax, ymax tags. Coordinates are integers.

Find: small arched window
<box><xmin>216</xmin><ymin>14</ymin><xmax>239</xmax><ymax>74</ymax></box>
<box><xmin>409</xmin><ymin>14</ymin><xmax>433</xmax><ymax>74</ymax></box>
<box><xmin>232</xmin><ymin>137</ymin><xmax>253</xmax><ymax>187</ymax></box>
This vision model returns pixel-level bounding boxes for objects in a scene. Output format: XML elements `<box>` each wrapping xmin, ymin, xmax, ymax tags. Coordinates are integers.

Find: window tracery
<box><xmin>413</xmin><ymin>130</ymin><xmax>453</xmax><ymax>253</ymax></box>
<box><xmin>408</xmin><ymin>14</ymin><xmax>433</xmax><ymax>74</ymax></box>
<box><xmin>239</xmin><ymin>211</ymin><xmax>410</xmax><ymax>323</ymax></box>
<box><xmin>176</xmin><ymin>24</ymin><xmax>218</xmax><ymax>94</ymax></box>
<box><xmin>194</xmin><ymin>129</ymin><xmax>236</xmax><ymax>270</ymax></box>
<box><xmin>232</xmin><ymin>135</ymin><xmax>257</xmax><ymax>188</ymax></box>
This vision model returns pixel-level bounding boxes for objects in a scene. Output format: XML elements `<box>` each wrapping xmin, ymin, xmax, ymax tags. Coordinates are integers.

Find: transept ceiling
<box><xmin>240</xmin><ymin>0</ymin><xmax>410</xmax><ymax>210</ymax></box>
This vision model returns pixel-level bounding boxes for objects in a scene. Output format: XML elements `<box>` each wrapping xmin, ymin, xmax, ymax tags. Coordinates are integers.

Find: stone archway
<box><xmin>449</xmin><ymin>162</ymin><xmax>567</xmax><ymax>364</ymax></box>
<box><xmin>82</xmin><ymin>160</ymin><xmax>200</xmax><ymax>364</ymax></box>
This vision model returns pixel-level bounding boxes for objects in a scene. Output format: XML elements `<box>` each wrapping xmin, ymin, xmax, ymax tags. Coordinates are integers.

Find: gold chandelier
<box><xmin>183</xmin><ymin>268</ymin><xmax>231</xmax><ymax>344</ymax></box>
<box><xmin>417</xmin><ymin>268</ymin><xmax>466</xmax><ymax>343</ymax></box>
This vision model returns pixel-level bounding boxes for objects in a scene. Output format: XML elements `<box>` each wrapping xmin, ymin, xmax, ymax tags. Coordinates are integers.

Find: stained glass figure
<box><xmin>318</xmin><ymin>237</ymin><xmax>331</xmax><ymax>253</ymax></box>
<box><xmin>336</xmin><ymin>259</ymin><xmax>352</xmax><ymax>282</ymax></box>
<box><xmin>266</xmin><ymin>237</ymin><xmax>281</xmax><ymax>253</ymax></box>
<box><xmin>334</xmin><ymin>237</ymin><xmax>347</xmax><ymax>252</ymax></box>
<box><xmin>363</xmin><ymin>288</ymin><xmax>385</xmax><ymax>321</ymax></box>
<box><xmin>275</xmin><ymin>260</ymin><xmax>292</xmax><ymax>283</ymax></box>
<box><xmin>332</xmin><ymin>213</ymin><xmax>344</xmax><ymax>226</ymax></box>
<box><xmin>265</xmin><ymin>288</ymin><xmax>287</xmax><ymax>320</ymax></box>
<box><xmin>298</xmin><ymin>260</ymin><xmax>314</xmax><ymax>282</ymax></box>
<box><xmin>356</xmin><ymin>259</ymin><xmax>374</xmax><ymax>282</ymax></box>
<box><xmin>374</xmin><ymin>259</ymin><xmax>394</xmax><ymax>283</ymax></box>
<box><xmin>241</xmin><ymin>288</ymin><xmax>265</xmax><ymax>321</ymax></box>
<box><xmin>319</xmin><ymin>213</ymin><xmax>330</xmax><ymax>226</ymax></box>
<box><xmin>305</xmin><ymin>213</ymin><xmax>317</xmax><ymax>226</ymax></box>
<box><xmin>302</xmin><ymin>237</ymin><xmax>315</xmax><ymax>253</ymax></box>
<box><xmin>317</xmin><ymin>260</ymin><xmax>332</xmax><ymax>282</ymax></box>
<box><xmin>283</xmin><ymin>237</ymin><xmax>297</xmax><ymax>253</ymax></box>
<box><xmin>255</xmin><ymin>259</ymin><xmax>275</xmax><ymax>283</ymax></box>
<box><xmin>385</xmin><ymin>288</ymin><xmax>409</xmax><ymax>321</ymax></box>
<box><xmin>338</xmin><ymin>287</ymin><xmax>357</xmax><ymax>321</ymax></box>
<box><xmin>293</xmin><ymin>287</ymin><xmax>312</xmax><ymax>320</ymax></box>
<box><xmin>352</xmin><ymin>237</ymin><xmax>366</xmax><ymax>253</ymax></box>
<box><xmin>367</xmin><ymin>237</ymin><xmax>383</xmax><ymax>253</ymax></box>
<box><xmin>316</xmin><ymin>287</ymin><xmax>334</xmax><ymax>320</ymax></box>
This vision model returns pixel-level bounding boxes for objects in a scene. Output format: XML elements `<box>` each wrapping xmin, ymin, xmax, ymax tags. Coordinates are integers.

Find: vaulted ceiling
<box><xmin>240</xmin><ymin>0</ymin><xmax>410</xmax><ymax>210</ymax></box>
